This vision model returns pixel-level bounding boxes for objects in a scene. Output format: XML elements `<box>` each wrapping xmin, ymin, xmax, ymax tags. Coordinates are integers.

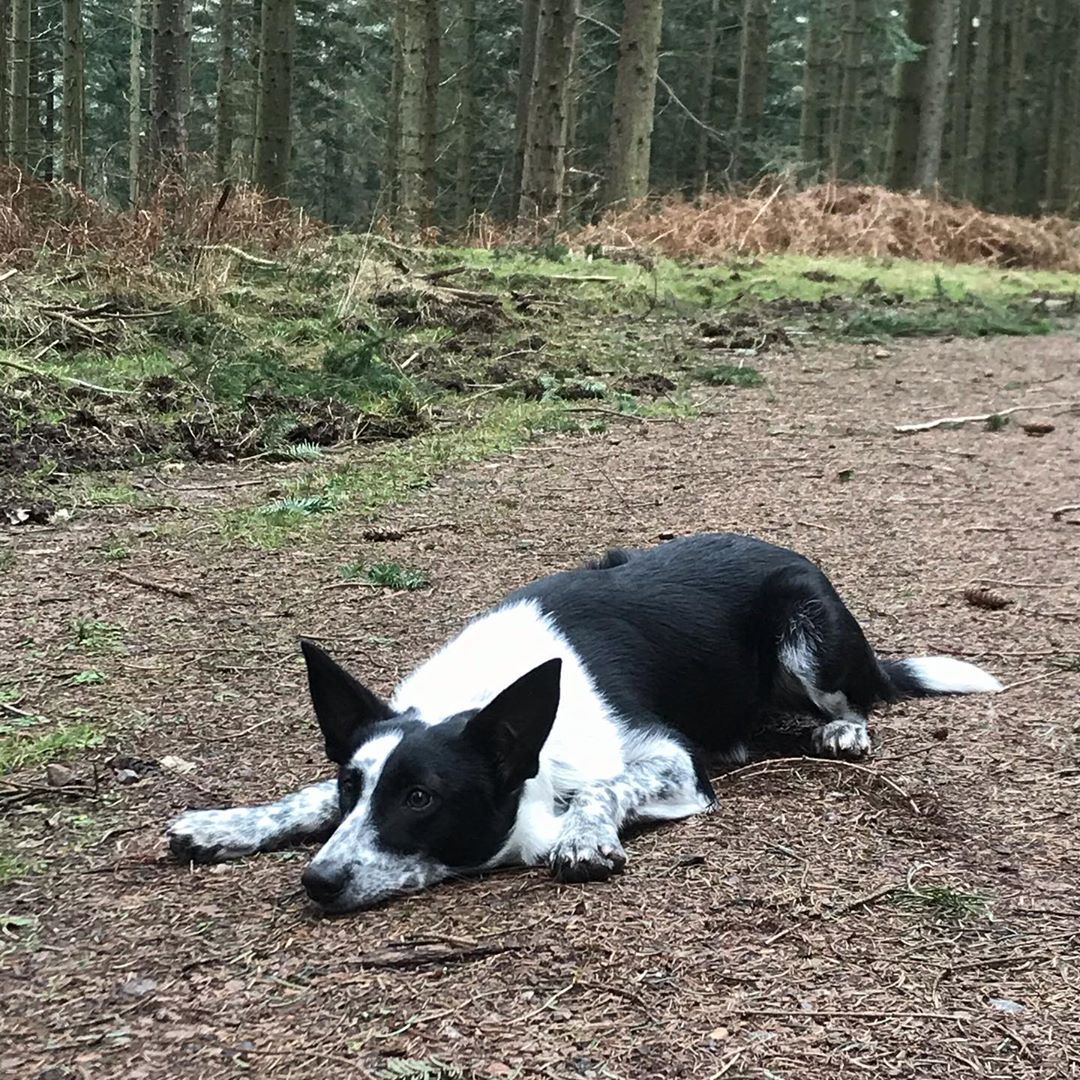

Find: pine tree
<box><xmin>0</xmin><ymin>0</ymin><xmax>10</xmax><ymax>159</ymax></box>
<box><xmin>964</xmin><ymin>0</ymin><xmax>995</xmax><ymax>203</ymax></box>
<box><xmin>887</xmin><ymin>0</ymin><xmax>933</xmax><ymax>190</ymax></box>
<box><xmin>151</xmin><ymin>0</ymin><xmax>188</xmax><ymax>174</ymax></box>
<box><xmin>832</xmin><ymin>0</ymin><xmax>866</xmax><ymax>181</ymax></box>
<box><xmin>454</xmin><ymin>0</ymin><xmax>478</xmax><ymax>226</ymax></box>
<box><xmin>421</xmin><ymin>0</ymin><xmax>439</xmax><ymax>224</ymax></box>
<box><xmin>519</xmin><ymin>0</ymin><xmax>578</xmax><ymax>222</ymax></box>
<box><xmin>214</xmin><ymin>0</ymin><xmax>235</xmax><ymax>181</ymax></box>
<box><xmin>61</xmin><ymin>0</ymin><xmax>85</xmax><ymax>186</ymax></box>
<box><xmin>511</xmin><ymin>0</ymin><xmax>540</xmax><ymax>218</ymax></box>
<box><xmin>397</xmin><ymin>0</ymin><xmax>426</xmax><ymax>236</ymax></box>
<box><xmin>799</xmin><ymin>0</ymin><xmax>835</xmax><ymax>180</ymax></box>
<box><xmin>694</xmin><ymin>0</ymin><xmax>722</xmax><ymax>188</ymax></box>
<box><xmin>913</xmin><ymin>0</ymin><xmax>958</xmax><ymax>192</ymax></box>
<box><xmin>129</xmin><ymin>0</ymin><xmax>143</xmax><ymax>203</ymax></box>
<box><xmin>731</xmin><ymin>0</ymin><xmax>768</xmax><ymax>181</ymax></box>
<box><xmin>10</xmin><ymin>0</ymin><xmax>31</xmax><ymax>167</ymax></box>
<box><xmin>949</xmin><ymin>0</ymin><xmax>973</xmax><ymax>195</ymax></box>
<box><xmin>253</xmin><ymin>0</ymin><xmax>295</xmax><ymax>196</ymax></box>
<box><xmin>604</xmin><ymin>0</ymin><xmax>664</xmax><ymax>207</ymax></box>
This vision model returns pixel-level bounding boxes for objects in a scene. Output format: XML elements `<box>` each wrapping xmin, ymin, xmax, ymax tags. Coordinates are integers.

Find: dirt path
<box><xmin>2</xmin><ymin>333</ymin><xmax>1078</xmax><ymax>1080</ymax></box>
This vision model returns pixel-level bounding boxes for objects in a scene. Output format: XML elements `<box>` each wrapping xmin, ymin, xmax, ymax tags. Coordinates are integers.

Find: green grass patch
<box><xmin>699</xmin><ymin>363</ymin><xmax>765</xmax><ymax>387</ymax></box>
<box><xmin>360</xmin><ymin>562</ymin><xmax>432</xmax><ymax>590</ymax></box>
<box><xmin>891</xmin><ymin>883</ymin><xmax>989</xmax><ymax>922</ymax></box>
<box><xmin>0</xmin><ymin>722</ymin><xmax>104</xmax><ymax>776</ymax></box>
<box><xmin>840</xmin><ymin>300</ymin><xmax>1053</xmax><ymax>341</ymax></box>
<box><xmin>64</xmin><ymin>669</ymin><xmax>107</xmax><ymax>687</ymax></box>
<box><xmin>0</xmin><ymin>855</ymin><xmax>42</xmax><ymax>886</ymax></box>
<box><xmin>69</xmin><ymin>617</ymin><xmax>125</xmax><ymax>652</ymax></box>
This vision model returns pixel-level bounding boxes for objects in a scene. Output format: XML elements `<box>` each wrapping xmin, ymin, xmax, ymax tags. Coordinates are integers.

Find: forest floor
<box><xmin>1</xmin><ymin>245</ymin><xmax>1079</xmax><ymax>1079</ymax></box>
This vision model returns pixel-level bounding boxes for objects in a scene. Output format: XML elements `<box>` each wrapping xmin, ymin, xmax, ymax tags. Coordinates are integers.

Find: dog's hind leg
<box><xmin>777</xmin><ymin>599</ymin><xmax>876</xmax><ymax>760</ymax></box>
<box><xmin>548</xmin><ymin>739</ymin><xmax>714</xmax><ymax>883</ymax></box>
<box><xmin>167</xmin><ymin>780</ymin><xmax>339</xmax><ymax>863</ymax></box>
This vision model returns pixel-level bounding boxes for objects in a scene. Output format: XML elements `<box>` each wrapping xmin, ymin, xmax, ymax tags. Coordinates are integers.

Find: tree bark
<box><xmin>214</xmin><ymin>0</ymin><xmax>235</xmax><ymax>181</ymax></box>
<box><xmin>948</xmin><ymin>0</ymin><xmax>973</xmax><ymax>195</ymax></box>
<box><xmin>731</xmin><ymin>0</ymin><xmax>768</xmax><ymax>182</ymax></box>
<box><xmin>61</xmin><ymin>0</ymin><xmax>84</xmax><ymax>186</ymax></box>
<box><xmin>962</xmin><ymin>0</ymin><xmax>997</xmax><ymax>204</ymax></box>
<box><xmin>831</xmin><ymin>0</ymin><xmax>865</xmax><ymax>181</ymax></box>
<box><xmin>129</xmin><ymin>0</ymin><xmax>142</xmax><ymax>203</ymax></box>
<box><xmin>421</xmin><ymin>0</ymin><xmax>439</xmax><ymax>225</ymax></box>
<box><xmin>887</xmin><ymin>0</ymin><xmax>933</xmax><ymax>190</ymax></box>
<box><xmin>253</xmin><ymin>0</ymin><xmax>295</xmax><ymax>196</ymax></box>
<box><xmin>0</xmin><ymin>0</ymin><xmax>10</xmax><ymax>160</ymax></box>
<box><xmin>454</xmin><ymin>0</ymin><xmax>477</xmax><ymax>226</ymax></box>
<box><xmin>798</xmin><ymin>0</ymin><xmax>835</xmax><ymax>181</ymax></box>
<box><xmin>519</xmin><ymin>0</ymin><xmax>578</xmax><ymax>223</ymax></box>
<box><xmin>510</xmin><ymin>0</ymin><xmax>540</xmax><ymax>218</ymax></box>
<box><xmin>913</xmin><ymin>0</ymin><xmax>957</xmax><ymax>192</ymax></box>
<box><xmin>396</xmin><ymin>0</ymin><xmax>425</xmax><ymax>238</ymax></box>
<box><xmin>10</xmin><ymin>0</ymin><xmax>31</xmax><ymax>167</ymax></box>
<box><xmin>604</xmin><ymin>0</ymin><xmax>664</xmax><ymax>208</ymax></box>
<box><xmin>694</xmin><ymin>0</ymin><xmax>721</xmax><ymax>189</ymax></box>
<box><xmin>151</xmin><ymin>0</ymin><xmax>188</xmax><ymax>174</ymax></box>
<box><xmin>1064</xmin><ymin>11</ymin><xmax>1080</xmax><ymax>213</ymax></box>
<box><xmin>1043</xmin><ymin>0</ymin><xmax>1076</xmax><ymax>210</ymax></box>
<box><xmin>384</xmin><ymin>2</ymin><xmax>403</xmax><ymax>213</ymax></box>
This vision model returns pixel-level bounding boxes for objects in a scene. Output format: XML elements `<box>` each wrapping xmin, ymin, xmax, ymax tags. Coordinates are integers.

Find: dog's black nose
<box><xmin>301</xmin><ymin>863</ymin><xmax>351</xmax><ymax>906</ymax></box>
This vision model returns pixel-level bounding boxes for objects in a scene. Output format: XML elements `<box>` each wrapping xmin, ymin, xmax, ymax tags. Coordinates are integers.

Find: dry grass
<box><xmin>0</xmin><ymin>166</ymin><xmax>322</xmax><ymax>267</ymax></box>
<box><xmin>567</xmin><ymin>184</ymin><xmax>1080</xmax><ymax>270</ymax></box>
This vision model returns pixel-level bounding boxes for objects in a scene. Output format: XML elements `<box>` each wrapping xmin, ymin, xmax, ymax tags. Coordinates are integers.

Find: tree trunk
<box><xmin>0</xmin><ymin>0</ymin><xmax>10</xmax><ymax>159</ymax></box>
<box><xmin>1043</xmin><ymin>0</ymin><xmax>1075</xmax><ymax>210</ymax></box>
<box><xmin>519</xmin><ymin>0</ymin><xmax>578</xmax><ymax>223</ymax></box>
<box><xmin>996</xmin><ymin>0</ymin><xmax>1030</xmax><ymax>210</ymax></box>
<box><xmin>248</xmin><ymin>0</ymin><xmax>261</xmax><ymax>174</ymax></box>
<box><xmin>510</xmin><ymin>0</ymin><xmax>540</xmax><ymax>218</ymax></box>
<box><xmin>253</xmin><ymin>0</ymin><xmax>295</xmax><ymax>196</ymax></box>
<box><xmin>214</xmin><ymin>0</ymin><xmax>235</xmax><ymax>181</ymax></box>
<box><xmin>799</xmin><ymin>0</ymin><xmax>835</xmax><ymax>181</ymax></box>
<box><xmin>454</xmin><ymin>0</ymin><xmax>477</xmax><ymax>226</ymax></box>
<box><xmin>129</xmin><ymin>0</ymin><xmax>142</xmax><ymax>203</ymax></box>
<box><xmin>61</xmin><ymin>0</ymin><xmax>84</xmax><ymax>186</ymax></box>
<box><xmin>963</xmin><ymin>0</ymin><xmax>995</xmax><ymax>203</ymax></box>
<box><xmin>10</xmin><ymin>0</ymin><xmax>31</xmax><ymax>167</ymax></box>
<box><xmin>151</xmin><ymin>0</ymin><xmax>188</xmax><ymax>174</ymax></box>
<box><xmin>831</xmin><ymin>0</ymin><xmax>865</xmax><ymax>181</ymax></box>
<box><xmin>384</xmin><ymin>3</ymin><xmax>403</xmax><ymax>213</ymax></box>
<box><xmin>730</xmin><ymin>0</ymin><xmax>768</xmax><ymax>182</ymax></box>
<box><xmin>913</xmin><ymin>0</ymin><xmax>957</xmax><ymax>192</ymax></box>
<box><xmin>1064</xmin><ymin>12</ymin><xmax>1080</xmax><ymax>213</ymax></box>
<box><xmin>604</xmin><ymin>0</ymin><xmax>664</xmax><ymax>208</ymax></box>
<box><xmin>421</xmin><ymin>0</ymin><xmax>439</xmax><ymax>225</ymax></box>
<box><xmin>694</xmin><ymin>0</ymin><xmax>722</xmax><ymax>189</ymax></box>
<box><xmin>36</xmin><ymin>10</ymin><xmax>54</xmax><ymax>180</ymax></box>
<box><xmin>396</xmin><ymin>0</ymin><xmax>425</xmax><ymax>238</ymax></box>
<box><xmin>886</xmin><ymin>0</ymin><xmax>933</xmax><ymax>190</ymax></box>
<box><xmin>948</xmin><ymin>0</ymin><xmax>973</xmax><ymax>195</ymax></box>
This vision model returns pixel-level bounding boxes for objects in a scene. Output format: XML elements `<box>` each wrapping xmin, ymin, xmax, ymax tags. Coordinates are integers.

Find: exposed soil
<box><xmin>1</xmin><ymin>332</ymin><xmax>1078</xmax><ymax>1079</ymax></box>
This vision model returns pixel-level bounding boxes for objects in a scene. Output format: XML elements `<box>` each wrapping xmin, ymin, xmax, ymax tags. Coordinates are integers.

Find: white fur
<box><xmin>902</xmin><ymin>656</ymin><xmax>1004</xmax><ymax>694</ymax></box>
<box><xmin>391</xmin><ymin>600</ymin><xmax>709</xmax><ymax>868</ymax></box>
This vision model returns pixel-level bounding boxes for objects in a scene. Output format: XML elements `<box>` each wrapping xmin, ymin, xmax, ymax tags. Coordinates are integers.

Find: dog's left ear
<box><xmin>300</xmin><ymin>639</ymin><xmax>392</xmax><ymax>764</ymax></box>
<box><xmin>465</xmin><ymin>658</ymin><xmax>562</xmax><ymax>792</ymax></box>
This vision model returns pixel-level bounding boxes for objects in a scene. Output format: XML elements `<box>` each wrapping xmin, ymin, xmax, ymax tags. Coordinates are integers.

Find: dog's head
<box><xmin>297</xmin><ymin>640</ymin><xmax>561</xmax><ymax>912</ymax></box>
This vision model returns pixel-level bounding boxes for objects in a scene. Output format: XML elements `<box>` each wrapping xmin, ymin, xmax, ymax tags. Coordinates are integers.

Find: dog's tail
<box><xmin>879</xmin><ymin>656</ymin><xmax>1003</xmax><ymax>700</ymax></box>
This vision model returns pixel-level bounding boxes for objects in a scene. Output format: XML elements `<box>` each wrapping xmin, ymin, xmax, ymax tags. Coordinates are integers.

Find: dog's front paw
<box><xmin>812</xmin><ymin>720</ymin><xmax>871</xmax><ymax>760</ymax></box>
<box><xmin>548</xmin><ymin>828</ymin><xmax>627</xmax><ymax>884</ymax></box>
<box><xmin>166</xmin><ymin>808</ymin><xmax>262</xmax><ymax>863</ymax></box>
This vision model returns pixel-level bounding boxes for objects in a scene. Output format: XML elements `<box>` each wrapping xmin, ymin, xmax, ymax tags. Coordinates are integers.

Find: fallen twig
<box><xmin>109</xmin><ymin>569</ymin><xmax>193</xmax><ymax>599</ymax></box>
<box><xmin>1050</xmin><ymin>502</ymin><xmax>1080</xmax><ymax>521</ymax></box>
<box><xmin>201</xmin><ymin>243</ymin><xmax>282</xmax><ymax>269</ymax></box>
<box><xmin>894</xmin><ymin>400</ymin><xmax>1078</xmax><ymax>434</ymax></box>
<box><xmin>420</xmin><ymin>264</ymin><xmax>468</xmax><ymax>283</ymax></box>
<box><xmin>0</xmin><ymin>355</ymin><xmax>135</xmax><ymax>396</ymax></box>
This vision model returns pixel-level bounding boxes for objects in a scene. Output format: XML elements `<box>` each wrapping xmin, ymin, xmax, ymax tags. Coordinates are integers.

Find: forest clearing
<box><xmin>3</xmin><ymin>0</ymin><xmax>1080</xmax><ymax>1075</ymax></box>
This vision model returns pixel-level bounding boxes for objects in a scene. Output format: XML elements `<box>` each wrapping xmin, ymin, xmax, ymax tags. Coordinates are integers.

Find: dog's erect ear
<box><xmin>299</xmin><ymin>639</ymin><xmax>392</xmax><ymax>764</ymax></box>
<box><xmin>464</xmin><ymin>658</ymin><xmax>562</xmax><ymax>792</ymax></box>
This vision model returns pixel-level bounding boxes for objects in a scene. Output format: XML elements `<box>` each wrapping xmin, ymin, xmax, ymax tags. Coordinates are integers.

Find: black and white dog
<box><xmin>167</xmin><ymin>533</ymin><xmax>1001</xmax><ymax>913</ymax></box>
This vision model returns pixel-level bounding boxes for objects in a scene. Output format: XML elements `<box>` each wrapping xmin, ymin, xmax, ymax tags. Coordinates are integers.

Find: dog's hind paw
<box><xmin>548</xmin><ymin>832</ymin><xmax>627</xmax><ymax>884</ymax></box>
<box><xmin>812</xmin><ymin>719</ymin><xmax>871</xmax><ymax>760</ymax></box>
<box><xmin>166</xmin><ymin>808</ymin><xmax>264</xmax><ymax>863</ymax></box>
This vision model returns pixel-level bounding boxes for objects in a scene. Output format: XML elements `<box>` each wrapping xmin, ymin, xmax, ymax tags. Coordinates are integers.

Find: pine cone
<box><xmin>963</xmin><ymin>586</ymin><xmax>1011</xmax><ymax>611</ymax></box>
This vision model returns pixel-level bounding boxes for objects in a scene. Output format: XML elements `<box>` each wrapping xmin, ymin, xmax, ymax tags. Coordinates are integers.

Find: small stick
<box><xmin>200</xmin><ymin>243</ymin><xmax>281</xmax><ymax>268</ymax></box>
<box><xmin>732</xmin><ymin>1008</ymin><xmax>967</xmax><ymax>1021</ymax></box>
<box><xmin>894</xmin><ymin>400</ymin><xmax>1077</xmax><ymax>434</ymax></box>
<box><xmin>0</xmin><ymin>355</ymin><xmax>134</xmax><ymax>396</ymax></box>
<box><xmin>109</xmin><ymin>569</ymin><xmax>192</xmax><ymax>599</ymax></box>
<box><xmin>1050</xmin><ymin>502</ymin><xmax>1080</xmax><ymax>520</ymax></box>
<box><xmin>999</xmin><ymin>669</ymin><xmax>1069</xmax><ymax>693</ymax></box>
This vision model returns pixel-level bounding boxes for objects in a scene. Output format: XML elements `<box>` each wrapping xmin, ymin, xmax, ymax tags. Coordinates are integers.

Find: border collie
<box><xmin>167</xmin><ymin>533</ymin><xmax>1001</xmax><ymax>913</ymax></box>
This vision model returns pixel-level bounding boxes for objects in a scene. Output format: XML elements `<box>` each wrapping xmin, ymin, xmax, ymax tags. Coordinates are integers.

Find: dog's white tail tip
<box><xmin>904</xmin><ymin>656</ymin><xmax>1004</xmax><ymax>694</ymax></box>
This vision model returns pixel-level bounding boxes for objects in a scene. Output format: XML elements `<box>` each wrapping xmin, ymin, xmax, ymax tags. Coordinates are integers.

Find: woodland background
<box><xmin>3</xmin><ymin>0</ymin><xmax>1080</xmax><ymax>235</ymax></box>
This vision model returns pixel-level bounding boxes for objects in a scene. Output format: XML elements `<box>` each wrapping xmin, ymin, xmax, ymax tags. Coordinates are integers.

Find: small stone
<box><xmin>874</xmin><ymin>348</ymin><xmax>891</xmax><ymax>359</ymax></box>
<box><xmin>120</xmin><ymin>977</ymin><xmax>157</xmax><ymax>998</ymax></box>
<box><xmin>160</xmin><ymin>755</ymin><xmax>196</xmax><ymax>775</ymax></box>
<box><xmin>115</xmin><ymin>769</ymin><xmax>140</xmax><ymax>785</ymax></box>
<box><xmin>989</xmin><ymin>997</ymin><xmax>1024</xmax><ymax>1013</ymax></box>
<box><xmin>45</xmin><ymin>764</ymin><xmax>75</xmax><ymax>788</ymax></box>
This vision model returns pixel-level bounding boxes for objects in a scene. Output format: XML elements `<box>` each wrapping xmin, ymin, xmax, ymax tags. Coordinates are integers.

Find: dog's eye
<box><xmin>404</xmin><ymin>787</ymin><xmax>432</xmax><ymax>811</ymax></box>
